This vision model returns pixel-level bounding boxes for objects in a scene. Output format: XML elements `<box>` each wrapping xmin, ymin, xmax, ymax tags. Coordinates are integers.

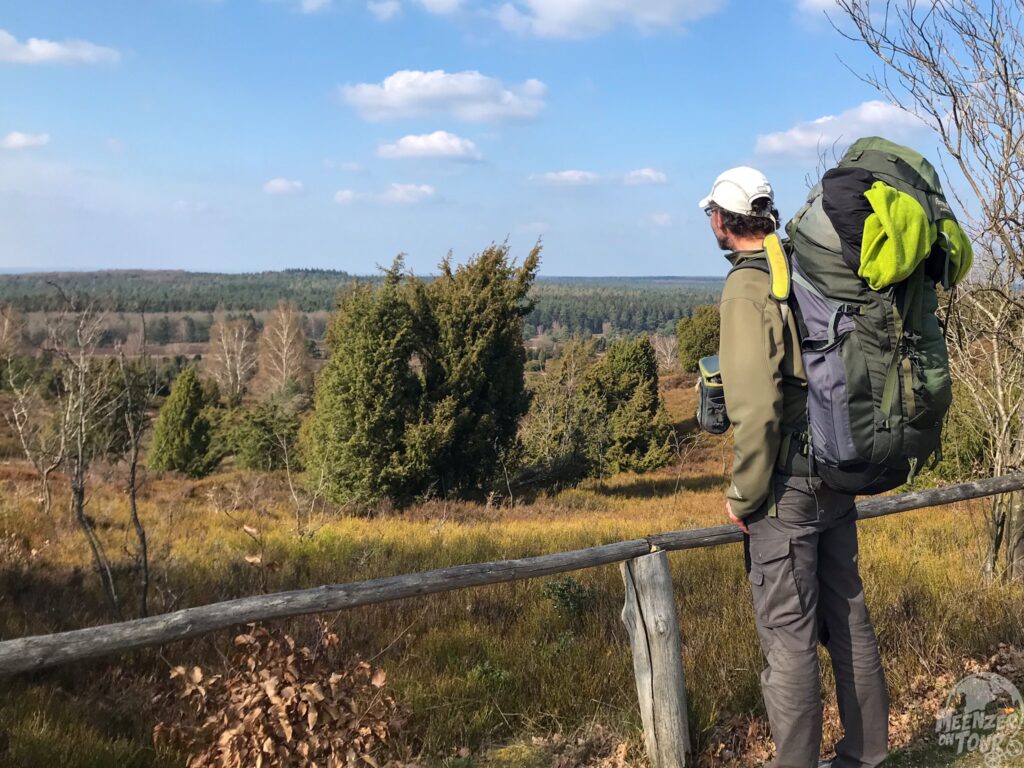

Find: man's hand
<box><xmin>727</xmin><ymin>499</ymin><xmax>749</xmax><ymax>533</ymax></box>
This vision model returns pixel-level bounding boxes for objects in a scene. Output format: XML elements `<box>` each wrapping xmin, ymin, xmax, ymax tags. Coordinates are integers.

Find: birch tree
<box><xmin>255</xmin><ymin>301</ymin><xmax>310</xmax><ymax>397</ymax></box>
<box><xmin>207</xmin><ymin>315</ymin><xmax>258</xmax><ymax>406</ymax></box>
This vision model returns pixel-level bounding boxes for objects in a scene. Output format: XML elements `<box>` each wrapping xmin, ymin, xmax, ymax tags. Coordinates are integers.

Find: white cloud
<box><xmin>532</xmin><ymin>170</ymin><xmax>602</xmax><ymax>186</ymax></box>
<box><xmin>378</xmin><ymin>130</ymin><xmax>481</xmax><ymax>161</ymax></box>
<box><xmin>342</xmin><ymin>69</ymin><xmax>547</xmax><ymax>123</ymax></box>
<box><xmin>624</xmin><ymin>167</ymin><xmax>668</xmax><ymax>185</ymax></box>
<box><xmin>648</xmin><ymin>211</ymin><xmax>673</xmax><ymax>227</ymax></box>
<box><xmin>335</xmin><ymin>183</ymin><xmax>437</xmax><ymax>204</ymax></box>
<box><xmin>298</xmin><ymin>0</ymin><xmax>332</xmax><ymax>12</ymax></box>
<box><xmin>415</xmin><ymin>0</ymin><xmax>462</xmax><ymax>12</ymax></box>
<box><xmin>755</xmin><ymin>100</ymin><xmax>926</xmax><ymax>158</ymax></box>
<box><xmin>796</xmin><ymin>0</ymin><xmax>836</xmax><ymax>10</ymax></box>
<box><xmin>0</xmin><ymin>28</ymin><xmax>119</xmax><ymax>65</ymax></box>
<box><xmin>0</xmin><ymin>153</ymin><xmax>165</xmax><ymax>217</ymax></box>
<box><xmin>368</xmin><ymin>0</ymin><xmax>402</xmax><ymax>20</ymax></box>
<box><xmin>263</xmin><ymin>177</ymin><xmax>304</xmax><ymax>195</ymax></box>
<box><xmin>496</xmin><ymin>0</ymin><xmax>723</xmax><ymax>38</ymax></box>
<box><xmin>2</xmin><ymin>131</ymin><xmax>50</xmax><ymax>150</ymax></box>
<box><xmin>380</xmin><ymin>182</ymin><xmax>436</xmax><ymax>203</ymax></box>
<box><xmin>531</xmin><ymin>168</ymin><xmax>669</xmax><ymax>186</ymax></box>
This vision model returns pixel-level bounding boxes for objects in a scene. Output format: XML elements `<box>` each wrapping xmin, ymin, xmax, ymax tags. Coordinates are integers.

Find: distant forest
<box><xmin>0</xmin><ymin>269</ymin><xmax>354</xmax><ymax>313</ymax></box>
<box><xmin>0</xmin><ymin>269</ymin><xmax>722</xmax><ymax>339</ymax></box>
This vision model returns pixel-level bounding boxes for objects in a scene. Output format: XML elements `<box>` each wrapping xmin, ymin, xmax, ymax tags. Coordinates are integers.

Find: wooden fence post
<box><xmin>621</xmin><ymin>547</ymin><xmax>691</xmax><ymax>768</ymax></box>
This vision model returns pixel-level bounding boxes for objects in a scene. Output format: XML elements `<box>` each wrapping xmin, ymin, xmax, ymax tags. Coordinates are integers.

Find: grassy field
<box><xmin>0</xmin><ymin>378</ymin><xmax>1022</xmax><ymax>767</ymax></box>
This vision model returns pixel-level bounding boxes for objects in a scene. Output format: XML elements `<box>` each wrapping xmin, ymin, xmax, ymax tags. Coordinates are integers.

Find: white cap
<box><xmin>698</xmin><ymin>166</ymin><xmax>774</xmax><ymax>216</ymax></box>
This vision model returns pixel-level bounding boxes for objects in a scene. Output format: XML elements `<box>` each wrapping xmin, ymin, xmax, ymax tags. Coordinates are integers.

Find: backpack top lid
<box><xmin>698</xmin><ymin>354</ymin><xmax>721</xmax><ymax>381</ymax></box>
<box><xmin>837</xmin><ymin>136</ymin><xmax>973</xmax><ymax>287</ymax></box>
<box><xmin>788</xmin><ymin>135</ymin><xmax>972</xmax><ymax>292</ymax></box>
<box><xmin>840</xmin><ymin>136</ymin><xmax>944</xmax><ymax>197</ymax></box>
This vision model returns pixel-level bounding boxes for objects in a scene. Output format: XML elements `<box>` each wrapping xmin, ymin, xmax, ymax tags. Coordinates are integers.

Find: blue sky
<box><xmin>0</xmin><ymin>0</ymin><xmax>936</xmax><ymax>276</ymax></box>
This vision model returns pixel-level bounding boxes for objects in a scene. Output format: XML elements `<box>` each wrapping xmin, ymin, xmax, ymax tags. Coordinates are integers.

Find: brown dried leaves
<box><xmin>154</xmin><ymin>623</ymin><xmax>403</xmax><ymax>768</ymax></box>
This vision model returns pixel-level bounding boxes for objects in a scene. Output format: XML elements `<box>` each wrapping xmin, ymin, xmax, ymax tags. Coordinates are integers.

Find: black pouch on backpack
<box><xmin>696</xmin><ymin>355</ymin><xmax>730</xmax><ymax>435</ymax></box>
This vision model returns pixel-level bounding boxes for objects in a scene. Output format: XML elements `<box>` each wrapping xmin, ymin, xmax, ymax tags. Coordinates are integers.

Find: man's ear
<box><xmin>711</xmin><ymin>210</ymin><xmax>730</xmax><ymax>246</ymax></box>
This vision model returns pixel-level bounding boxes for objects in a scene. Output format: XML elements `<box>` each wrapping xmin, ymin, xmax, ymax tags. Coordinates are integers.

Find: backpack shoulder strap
<box><xmin>763</xmin><ymin>233</ymin><xmax>791</xmax><ymax>302</ymax></box>
<box><xmin>727</xmin><ymin>235</ymin><xmax>791</xmax><ymax>301</ymax></box>
<box><xmin>727</xmin><ymin>236</ymin><xmax>793</xmax><ymax>327</ymax></box>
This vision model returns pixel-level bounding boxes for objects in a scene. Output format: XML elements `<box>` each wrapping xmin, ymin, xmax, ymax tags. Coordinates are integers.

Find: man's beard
<box><xmin>716</xmin><ymin>232</ymin><xmax>730</xmax><ymax>250</ymax></box>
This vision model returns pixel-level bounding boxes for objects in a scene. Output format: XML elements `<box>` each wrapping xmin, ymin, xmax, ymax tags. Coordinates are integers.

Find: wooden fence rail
<box><xmin>1</xmin><ymin>473</ymin><xmax>1020</xmax><ymax>678</ymax></box>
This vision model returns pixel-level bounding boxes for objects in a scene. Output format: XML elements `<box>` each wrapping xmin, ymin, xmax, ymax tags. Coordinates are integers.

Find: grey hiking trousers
<box><xmin>744</xmin><ymin>475</ymin><xmax>889</xmax><ymax>768</ymax></box>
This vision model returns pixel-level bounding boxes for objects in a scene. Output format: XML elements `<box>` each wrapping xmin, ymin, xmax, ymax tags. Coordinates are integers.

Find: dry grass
<box><xmin>0</xmin><ymin>376</ymin><xmax>1021</xmax><ymax>766</ymax></box>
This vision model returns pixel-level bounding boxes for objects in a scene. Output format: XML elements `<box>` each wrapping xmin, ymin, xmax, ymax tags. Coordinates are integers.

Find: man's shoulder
<box><xmin>722</xmin><ymin>255</ymin><xmax>771</xmax><ymax>304</ymax></box>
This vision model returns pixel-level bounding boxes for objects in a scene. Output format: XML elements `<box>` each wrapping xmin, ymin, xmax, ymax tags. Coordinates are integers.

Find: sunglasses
<box><xmin>704</xmin><ymin>206</ymin><xmax>717</xmax><ymax>218</ymax></box>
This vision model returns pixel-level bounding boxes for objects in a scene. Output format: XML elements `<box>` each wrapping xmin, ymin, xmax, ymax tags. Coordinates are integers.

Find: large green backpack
<box><xmin>784</xmin><ymin>137</ymin><xmax>972</xmax><ymax>494</ymax></box>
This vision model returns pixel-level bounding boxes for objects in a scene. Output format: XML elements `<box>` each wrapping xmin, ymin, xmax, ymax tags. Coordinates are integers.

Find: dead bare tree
<box><xmin>4</xmin><ymin>296</ymin><xmax>158</xmax><ymax>614</ymax></box>
<box><xmin>835</xmin><ymin>0</ymin><xmax>1024</xmax><ymax>579</ymax></box>
<box><xmin>116</xmin><ymin>342</ymin><xmax>155</xmax><ymax>617</ymax></box>
<box><xmin>254</xmin><ymin>301</ymin><xmax>311</xmax><ymax>397</ymax></box>
<box><xmin>280</xmin><ymin>432</ymin><xmax>327</xmax><ymax>538</ymax></box>
<box><xmin>45</xmin><ymin>302</ymin><xmax>125</xmax><ymax>617</ymax></box>
<box><xmin>805</xmin><ymin>137</ymin><xmax>847</xmax><ymax>190</ymax></box>
<box><xmin>1</xmin><ymin>305</ymin><xmax>68</xmax><ymax>515</ymax></box>
<box><xmin>207</xmin><ymin>315</ymin><xmax>258</xmax><ymax>406</ymax></box>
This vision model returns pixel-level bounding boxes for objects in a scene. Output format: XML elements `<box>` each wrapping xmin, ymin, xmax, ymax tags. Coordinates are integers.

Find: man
<box><xmin>700</xmin><ymin>167</ymin><xmax>889</xmax><ymax>768</ymax></box>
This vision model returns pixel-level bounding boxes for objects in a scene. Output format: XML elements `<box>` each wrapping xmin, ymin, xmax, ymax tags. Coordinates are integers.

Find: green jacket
<box><xmin>719</xmin><ymin>249</ymin><xmax>810</xmax><ymax>519</ymax></box>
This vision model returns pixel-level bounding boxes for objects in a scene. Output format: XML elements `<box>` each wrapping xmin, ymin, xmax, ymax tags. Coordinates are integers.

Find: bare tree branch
<box><xmin>836</xmin><ymin>0</ymin><xmax>1024</xmax><ymax>579</ymax></box>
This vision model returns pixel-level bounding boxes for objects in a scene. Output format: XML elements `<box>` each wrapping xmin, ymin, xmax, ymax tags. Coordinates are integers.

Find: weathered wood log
<box><xmin>648</xmin><ymin>473</ymin><xmax>1024</xmax><ymax>552</ymax></box>
<box><xmin>621</xmin><ymin>548</ymin><xmax>690</xmax><ymax>768</ymax></box>
<box><xmin>0</xmin><ymin>538</ymin><xmax>651</xmax><ymax>676</ymax></box>
<box><xmin>0</xmin><ymin>474</ymin><xmax>1021</xmax><ymax>677</ymax></box>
